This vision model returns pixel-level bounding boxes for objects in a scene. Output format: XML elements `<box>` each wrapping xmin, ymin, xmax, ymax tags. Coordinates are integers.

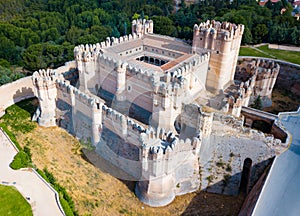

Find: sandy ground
<box><xmin>15</xmin><ymin>126</ymin><xmax>245</xmax><ymax>216</ymax></box>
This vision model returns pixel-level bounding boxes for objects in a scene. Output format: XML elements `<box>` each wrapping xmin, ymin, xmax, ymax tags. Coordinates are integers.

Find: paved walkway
<box><xmin>0</xmin><ymin>129</ymin><xmax>64</xmax><ymax>216</ymax></box>
<box><xmin>252</xmin><ymin>107</ymin><xmax>300</xmax><ymax>216</ymax></box>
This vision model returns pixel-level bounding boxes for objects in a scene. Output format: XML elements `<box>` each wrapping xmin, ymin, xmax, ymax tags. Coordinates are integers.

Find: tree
<box><xmin>132</xmin><ymin>13</ymin><xmax>140</xmax><ymax>20</ymax></box>
<box><xmin>90</xmin><ymin>25</ymin><xmax>112</xmax><ymax>42</ymax></box>
<box><xmin>22</xmin><ymin>43</ymin><xmax>74</xmax><ymax>71</ymax></box>
<box><xmin>252</xmin><ymin>24</ymin><xmax>268</xmax><ymax>44</ymax></box>
<box><xmin>41</xmin><ymin>27</ymin><xmax>60</xmax><ymax>43</ymax></box>
<box><xmin>66</xmin><ymin>26</ymin><xmax>84</xmax><ymax>44</ymax></box>
<box><xmin>152</xmin><ymin>16</ymin><xmax>177</xmax><ymax>36</ymax></box>
<box><xmin>242</xmin><ymin>27</ymin><xmax>253</xmax><ymax>45</ymax></box>
<box><xmin>77</xmin><ymin>35</ymin><xmax>98</xmax><ymax>45</ymax></box>
<box><xmin>0</xmin><ymin>66</ymin><xmax>24</xmax><ymax>85</ymax></box>
<box><xmin>252</xmin><ymin>95</ymin><xmax>263</xmax><ymax>110</ymax></box>
<box><xmin>0</xmin><ymin>36</ymin><xmax>20</xmax><ymax>64</ymax></box>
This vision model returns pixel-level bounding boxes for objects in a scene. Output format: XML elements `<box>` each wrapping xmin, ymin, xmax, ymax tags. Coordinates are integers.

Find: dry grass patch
<box><xmin>15</xmin><ymin>125</ymin><xmax>244</xmax><ymax>215</ymax></box>
<box><xmin>16</xmin><ymin>126</ymin><xmax>195</xmax><ymax>215</ymax></box>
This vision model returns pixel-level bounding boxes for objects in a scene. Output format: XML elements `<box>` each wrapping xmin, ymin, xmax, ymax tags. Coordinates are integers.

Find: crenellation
<box><xmin>235</xmin><ymin>58</ymin><xmax>280</xmax><ymax>108</ymax></box>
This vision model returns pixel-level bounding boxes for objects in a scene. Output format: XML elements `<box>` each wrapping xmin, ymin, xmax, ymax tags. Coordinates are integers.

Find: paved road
<box><xmin>252</xmin><ymin>108</ymin><xmax>300</xmax><ymax>216</ymax></box>
<box><xmin>0</xmin><ymin>129</ymin><xmax>64</xmax><ymax>216</ymax></box>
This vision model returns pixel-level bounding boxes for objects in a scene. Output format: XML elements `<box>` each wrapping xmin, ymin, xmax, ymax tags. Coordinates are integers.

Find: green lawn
<box><xmin>239</xmin><ymin>47</ymin><xmax>271</xmax><ymax>58</ymax></box>
<box><xmin>258</xmin><ymin>45</ymin><xmax>300</xmax><ymax>65</ymax></box>
<box><xmin>0</xmin><ymin>185</ymin><xmax>33</xmax><ymax>216</ymax></box>
<box><xmin>239</xmin><ymin>45</ymin><xmax>300</xmax><ymax>65</ymax></box>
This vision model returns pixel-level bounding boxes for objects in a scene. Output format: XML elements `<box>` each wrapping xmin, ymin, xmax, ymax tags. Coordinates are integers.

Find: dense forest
<box><xmin>0</xmin><ymin>0</ymin><xmax>299</xmax><ymax>84</ymax></box>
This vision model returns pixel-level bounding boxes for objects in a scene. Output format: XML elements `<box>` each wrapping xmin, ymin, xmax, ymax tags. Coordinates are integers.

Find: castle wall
<box><xmin>0</xmin><ymin>76</ymin><xmax>35</xmax><ymax>117</ymax></box>
<box><xmin>235</xmin><ymin>59</ymin><xmax>280</xmax><ymax>108</ymax></box>
<box><xmin>136</xmin><ymin>127</ymin><xmax>201</xmax><ymax>206</ymax></box>
<box><xmin>186</xmin><ymin>54</ymin><xmax>210</xmax><ymax>97</ymax></box>
<box><xmin>77</xmin><ymin>54</ymin><xmax>154</xmax><ymax>114</ymax></box>
<box><xmin>55</xmin><ymin>79</ymin><xmax>103</xmax><ymax>144</ymax></box>
<box><xmin>56</xmin><ymin>78</ymin><xmax>147</xmax><ymax>180</ymax></box>
<box><xmin>125</xmin><ymin>74</ymin><xmax>153</xmax><ymax>112</ymax></box>
<box><xmin>96</xmin><ymin>105</ymin><xmax>147</xmax><ymax>180</ymax></box>
<box><xmin>54</xmin><ymin>61</ymin><xmax>76</xmax><ymax>75</ymax></box>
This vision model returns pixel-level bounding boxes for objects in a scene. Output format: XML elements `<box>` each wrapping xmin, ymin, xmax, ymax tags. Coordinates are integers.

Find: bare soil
<box><xmin>264</xmin><ymin>88</ymin><xmax>300</xmax><ymax>114</ymax></box>
<box><xmin>16</xmin><ymin>126</ymin><xmax>244</xmax><ymax>216</ymax></box>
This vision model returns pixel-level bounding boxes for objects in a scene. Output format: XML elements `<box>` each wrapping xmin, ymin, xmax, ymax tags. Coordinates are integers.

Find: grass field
<box><xmin>0</xmin><ymin>185</ymin><xmax>33</xmax><ymax>216</ymax></box>
<box><xmin>239</xmin><ymin>47</ymin><xmax>271</xmax><ymax>58</ymax></box>
<box><xmin>239</xmin><ymin>45</ymin><xmax>300</xmax><ymax>65</ymax></box>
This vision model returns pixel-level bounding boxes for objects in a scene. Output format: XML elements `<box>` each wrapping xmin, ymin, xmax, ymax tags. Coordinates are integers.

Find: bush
<box><xmin>37</xmin><ymin>168</ymin><xmax>78</xmax><ymax>216</ymax></box>
<box><xmin>10</xmin><ymin>151</ymin><xmax>31</xmax><ymax>170</ymax></box>
<box><xmin>60</xmin><ymin>196</ymin><xmax>74</xmax><ymax>216</ymax></box>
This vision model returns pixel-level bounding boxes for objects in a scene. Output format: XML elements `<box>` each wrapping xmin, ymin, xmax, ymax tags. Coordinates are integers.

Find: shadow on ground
<box><xmin>81</xmin><ymin>147</ymin><xmax>274</xmax><ymax>216</ymax></box>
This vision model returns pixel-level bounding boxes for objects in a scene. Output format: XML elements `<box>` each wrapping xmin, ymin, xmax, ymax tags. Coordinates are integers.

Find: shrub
<box><xmin>23</xmin><ymin>146</ymin><xmax>32</xmax><ymax>162</ymax></box>
<box><xmin>10</xmin><ymin>151</ymin><xmax>30</xmax><ymax>170</ymax></box>
<box><xmin>60</xmin><ymin>196</ymin><xmax>74</xmax><ymax>216</ymax></box>
<box><xmin>206</xmin><ymin>175</ymin><xmax>213</xmax><ymax>183</ymax></box>
<box><xmin>226</xmin><ymin>164</ymin><xmax>232</xmax><ymax>172</ymax></box>
<box><xmin>37</xmin><ymin>168</ymin><xmax>78</xmax><ymax>216</ymax></box>
<box><xmin>216</xmin><ymin>160</ymin><xmax>225</xmax><ymax>168</ymax></box>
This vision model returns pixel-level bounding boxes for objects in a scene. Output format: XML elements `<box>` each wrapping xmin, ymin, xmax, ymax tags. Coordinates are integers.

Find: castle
<box><xmin>26</xmin><ymin>19</ymin><xmax>285</xmax><ymax>207</ymax></box>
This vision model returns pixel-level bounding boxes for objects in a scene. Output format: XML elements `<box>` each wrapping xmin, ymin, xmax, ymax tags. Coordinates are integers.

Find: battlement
<box><xmin>132</xmin><ymin>19</ymin><xmax>153</xmax><ymax>36</ymax></box>
<box><xmin>140</xmin><ymin>126</ymin><xmax>200</xmax><ymax>159</ymax></box>
<box><xmin>126</xmin><ymin>63</ymin><xmax>157</xmax><ymax>81</ymax></box>
<box><xmin>225</xmin><ymin>76</ymin><xmax>255</xmax><ymax>117</ymax></box>
<box><xmin>228</xmin><ymin>79</ymin><xmax>254</xmax><ymax>103</ymax></box>
<box><xmin>74</xmin><ymin>44</ymin><xmax>102</xmax><ymax>62</ymax></box>
<box><xmin>56</xmin><ymin>79</ymin><xmax>101</xmax><ymax>110</ymax></box>
<box><xmin>75</xmin><ymin>42</ymin><xmax>160</xmax><ymax>85</ymax></box>
<box><xmin>235</xmin><ymin>58</ymin><xmax>280</xmax><ymax>105</ymax></box>
<box><xmin>236</xmin><ymin>59</ymin><xmax>280</xmax><ymax>79</ymax></box>
<box><xmin>56</xmin><ymin>79</ymin><xmax>74</xmax><ymax>93</ymax></box>
<box><xmin>74</xmin><ymin>33</ymin><xmax>142</xmax><ymax>62</ymax></box>
<box><xmin>32</xmin><ymin>69</ymin><xmax>57</xmax><ymax>83</ymax></box>
<box><xmin>256</xmin><ymin>59</ymin><xmax>280</xmax><ymax>80</ymax></box>
<box><xmin>167</xmin><ymin>53</ymin><xmax>210</xmax><ymax>75</ymax></box>
<box><xmin>194</xmin><ymin>20</ymin><xmax>244</xmax><ymax>40</ymax></box>
<box><xmin>102</xmin><ymin>104</ymin><xmax>146</xmax><ymax>136</ymax></box>
<box><xmin>152</xmin><ymin>54</ymin><xmax>210</xmax><ymax>96</ymax></box>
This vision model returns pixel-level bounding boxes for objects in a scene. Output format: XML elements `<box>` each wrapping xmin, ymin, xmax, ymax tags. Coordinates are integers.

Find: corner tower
<box><xmin>192</xmin><ymin>20</ymin><xmax>244</xmax><ymax>93</ymax></box>
<box><xmin>132</xmin><ymin>19</ymin><xmax>153</xmax><ymax>36</ymax></box>
<box><xmin>32</xmin><ymin>69</ymin><xmax>58</xmax><ymax>127</ymax></box>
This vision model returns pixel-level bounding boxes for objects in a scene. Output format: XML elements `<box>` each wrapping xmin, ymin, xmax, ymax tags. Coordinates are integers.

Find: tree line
<box><xmin>0</xmin><ymin>0</ymin><xmax>299</xmax><ymax>82</ymax></box>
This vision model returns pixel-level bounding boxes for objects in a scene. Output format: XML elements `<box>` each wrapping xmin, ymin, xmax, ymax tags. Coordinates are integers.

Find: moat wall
<box><xmin>0</xmin><ymin>76</ymin><xmax>35</xmax><ymax>117</ymax></box>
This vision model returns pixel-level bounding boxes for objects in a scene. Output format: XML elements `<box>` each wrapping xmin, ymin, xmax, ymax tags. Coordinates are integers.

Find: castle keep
<box><xmin>28</xmin><ymin>19</ymin><xmax>284</xmax><ymax>207</ymax></box>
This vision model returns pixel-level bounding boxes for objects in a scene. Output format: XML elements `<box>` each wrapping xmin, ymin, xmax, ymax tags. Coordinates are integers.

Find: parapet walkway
<box><xmin>0</xmin><ymin>129</ymin><xmax>64</xmax><ymax>216</ymax></box>
<box><xmin>252</xmin><ymin>107</ymin><xmax>300</xmax><ymax>216</ymax></box>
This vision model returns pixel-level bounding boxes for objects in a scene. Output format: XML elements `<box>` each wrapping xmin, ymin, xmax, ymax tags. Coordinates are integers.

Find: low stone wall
<box><xmin>268</xmin><ymin>44</ymin><xmax>300</xmax><ymax>52</ymax></box>
<box><xmin>0</xmin><ymin>76</ymin><xmax>35</xmax><ymax>117</ymax></box>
